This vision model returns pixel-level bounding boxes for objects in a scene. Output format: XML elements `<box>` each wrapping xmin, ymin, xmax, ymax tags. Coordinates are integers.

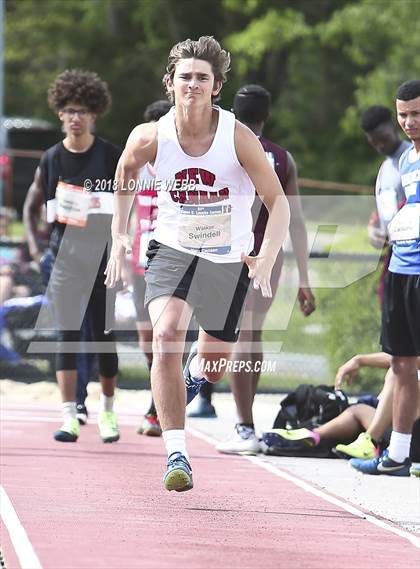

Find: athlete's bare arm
<box><xmin>23</xmin><ymin>167</ymin><xmax>45</xmax><ymax>262</ymax></box>
<box><xmin>335</xmin><ymin>353</ymin><xmax>420</xmax><ymax>389</ymax></box>
<box><xmin>235</xmin><ymin>121</ymin><xmax>290</xmax><ymax>297</ymax></box>
<box><xmin>105</xmin><ymin>122</ymin><xmax>157</xmax><ymax>288</ymax></box>
<box><xmin>284</xmin><ymin>152</ymin><xmax>315</xmax><ymax>316</ymax></box>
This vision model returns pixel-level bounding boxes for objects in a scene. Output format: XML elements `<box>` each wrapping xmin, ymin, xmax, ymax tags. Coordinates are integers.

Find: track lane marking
<box><xmin>187</xmin><ymin>426</ymin><xmax>420</xmax><ymax>549</ymax></box>
<box><xmin>0</xmin><ymin>486</ymin><xmax>42</xmax><ymax>569</ymax></box>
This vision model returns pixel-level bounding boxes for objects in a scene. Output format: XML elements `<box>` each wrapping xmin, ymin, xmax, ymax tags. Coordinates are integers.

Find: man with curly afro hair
<box><xmin>47</xmin><ymin>69</ymin><xmax>111</xmax><ymax>116</ymax></box>
<box><xmin>24</xmin><ymin>69</ymin><xmax>121</xmax><ymax>444</ymax></box>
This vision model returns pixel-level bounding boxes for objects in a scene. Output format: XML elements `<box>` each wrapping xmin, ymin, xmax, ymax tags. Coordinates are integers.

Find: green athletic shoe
<box><xmin>271</xmin><ymin>428</ymin><xmax>315</xmax><ymax>443</ymax></box>
<box><xmin>409</xmin><ymin>465</ymin><xmax>420</xmax><ymax>478</ymax></box>
<box><xmin>54</xmin><ymin>418</ymin><xmax>80</xmax><ymax>442</ymax></box>
<box><xmin>335</xmin><ymin>432</ymin><xmax>376</xmax><ymax>460</ymax></box>
<box><xmin>98</xmin><ymin>411</ymin><xmax>120</xmax><ymax>443</ymax></box>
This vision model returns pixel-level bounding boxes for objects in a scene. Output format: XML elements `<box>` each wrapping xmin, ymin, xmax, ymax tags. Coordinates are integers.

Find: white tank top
<box><xmin>152</xmin><ymin>106</ymin><xmax>255</xmax><ymax>263</ymax></box>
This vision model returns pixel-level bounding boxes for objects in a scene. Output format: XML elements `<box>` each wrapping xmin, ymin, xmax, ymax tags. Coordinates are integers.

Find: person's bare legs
<box><xmin>148</xmin><ymin>296</ymin><xmax>193</xmax><ymax>431</ymax></box>
<box><xmin>229</xmin><ymin>310</ymin><xmax>266</xmax><ymax>424</ymax></box>
<box><xmin>365</xmin><ymin>368</ymin><xmax>394</xmax><ymax>441</ymax></box>
<box><xmin>136</xmin><ymin>321</ymin><xmax>160</xmax><ymax>432</ymax></box>
<box><xmin>56</xmin><ymin>369</ymin><xmax>77</xmax><ymax>402</ymax></box>
<box><xmin>387</xmin><ymin>355</ymin><xmax>418</xmax><ymax>463</ymax></box>
<box><xmin>315</xmin><ymin>404</ymin><xmax>375</xmax><ymax>443</ymax></box>
<box><xmin>391</xmin><ymin>356</ymin><xmax>418</xmax><ymax>433</ymax></box>
<box><xmin>136</xmin><ymin>321</ymin><xmax>153</xmax><ymax>370</ymax></box>
<box><xmin>316</xmin><ymin>371</ymin><xmax>394</xmax><ymax>450</ymax></box>
<box><xmin>196</xmin><ymin>329</ymin><xmax>234</xmax><ymax>383</ymax></box>
<box><xmin>99</xmin><ymin>373</ymin><xmax>117</xmax><ymax>397</ymax></box>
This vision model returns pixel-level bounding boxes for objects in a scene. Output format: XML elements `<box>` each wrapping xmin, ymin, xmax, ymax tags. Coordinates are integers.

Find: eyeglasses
<box><xmin>62</xmin><ymin>108</ymin><xmax>90</xmax><ymax>117</ymax></box>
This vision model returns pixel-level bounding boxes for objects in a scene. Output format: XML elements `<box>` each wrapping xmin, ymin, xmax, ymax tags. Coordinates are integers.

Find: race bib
<box><xmin>55</xmin><ymin>181</ymin><xmax>90</xmax><ymax>227</ymax></box>
<box><xmin>178</xmin><ymin>204</ymin><xmax>232</xmax><ymax>255</ymax></box>
<box><xmin>388</xmin><ymin>202</ymin><xmax>420</xmax><ymax>243</ymax></box>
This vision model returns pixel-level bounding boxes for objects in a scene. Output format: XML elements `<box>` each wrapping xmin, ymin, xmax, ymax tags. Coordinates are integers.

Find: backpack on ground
<box><xmin>272</xmin><ymin>384</ymin><xmax>349</xmax><ymax>430</ymax></box>
<box><xmin>261</xmin><ymin>384</ymin><xmax>349</xmax><ymax>458</ymax></box>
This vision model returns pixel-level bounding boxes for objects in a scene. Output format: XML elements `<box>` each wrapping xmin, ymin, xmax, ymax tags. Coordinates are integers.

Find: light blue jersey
<box><xmin>388</xmin><ymin>145</ymin><xmax>420</xmax><ymax>275</ymax></box>
<box><xmin>375</xmin><ymin>140</ymin><xmax>410</xmax><ymax>233</ymax></box>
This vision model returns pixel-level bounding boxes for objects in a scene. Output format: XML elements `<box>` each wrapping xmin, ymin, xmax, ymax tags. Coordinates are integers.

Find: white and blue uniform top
<box><xmin>388</xmin><ymin>145</ymin><xmax>420</xmax><ymax>275</ymax></box>
<box><xmin>375</xmin><ymin>140</ymin><xmax>410</xmax><ymax>233</ymax></box>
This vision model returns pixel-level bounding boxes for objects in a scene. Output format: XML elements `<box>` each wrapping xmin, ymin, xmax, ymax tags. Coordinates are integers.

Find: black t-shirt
<box><xmin>39</xmin><ymin>136</ymin><xmax>122</xmax><ymax>254</ymax></box>
<box><xmin>40</xmin><ymin>137</ymin><xmax>121</xmax><ymax>204</ymax></box>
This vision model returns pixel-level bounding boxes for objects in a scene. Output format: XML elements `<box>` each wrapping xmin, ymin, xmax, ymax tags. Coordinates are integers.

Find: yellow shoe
<box><xmin>98</xmin><ymin>411</ymin><xmax>120</xmax><ymax>443</ymax></box>
<box><xmin>54</xmin><ymin>418</ymin><xmax>80</xmax><ymax>442</ymax></box>
<box><xmin>335</xmin><ymin>432</ymin><xmax>376</xmax><ymax>459</ymax></box>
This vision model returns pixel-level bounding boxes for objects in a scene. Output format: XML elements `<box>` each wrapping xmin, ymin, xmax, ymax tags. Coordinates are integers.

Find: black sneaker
<box><xmin>76</xmin><ymin>404</ymin><xmax>88</xmax><ymax>425</ymax></box>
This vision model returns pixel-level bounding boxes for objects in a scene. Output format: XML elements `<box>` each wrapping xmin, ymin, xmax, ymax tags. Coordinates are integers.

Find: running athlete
<box><xmin>217</xmin><ymin>84</ymin><xmax>315</xmax><ymax>455</ymax></box>
<box><xmin>34</xmin><ymin>70</ymin><xmax>121</xmax><ymax>443</ymax></box>
<box><xmin>350</xmin><ymin>80</ymin><xmax>420</xmax><ymax>476</ymax></box>
<box><xmin>131</xmin><ymin>100</ymin><xmax>171</xmax><ymax>436</ymax></box>
<box><xmin>105</xmin><ymin>36</ymin><xmax>290</xmax><ymax>492</ymax></box>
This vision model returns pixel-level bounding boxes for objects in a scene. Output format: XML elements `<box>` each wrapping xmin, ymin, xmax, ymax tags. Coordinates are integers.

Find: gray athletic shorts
<box><xmin>144</xmin><ymin>240</ymin><xmax>250</xmax><ymax>342</ymax></box>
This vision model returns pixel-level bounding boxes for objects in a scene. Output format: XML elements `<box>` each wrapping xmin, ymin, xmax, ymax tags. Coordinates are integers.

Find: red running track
<box><xmin>1</xmin><ymin>404</ymin><xmax>419</xmax><ymax>569</ymax></box>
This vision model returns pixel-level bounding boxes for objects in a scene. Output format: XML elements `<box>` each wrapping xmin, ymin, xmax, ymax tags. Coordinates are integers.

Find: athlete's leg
<box><xmin>89</xmin><ymin>280</ymin><xmax>118</xmax><ymax>399</ymax></box>
<box><xmin>229</xmin><ymin>309</ymin><xmax>267</xmax><ymax>424</ymax></box>
<box><xmin>315</xmin><ymin>404</ymin><xmax>375</xmax><ymax>442</ymax></box>
<box><xmin>386</xmin><ymin>356</ymin><xmax>418</xmax><ymax>463</ymax></box>
<box><xmin>391</xmin><ymin>356</ymin><xmax>418</xmax><ymax>433</ymax></box>
<box><xmin>76</xmin><ymin>307</ymin><xmax>93</xmax><ymax>409</ymax></box>
<box><xmin>366</xmin><ymin>367</ymin><xmax>394</xmax><ymax>441</ymax></box>
<box><xmin>137</xmin><ymin>322</ymin><xmax>153</xmax><ymax>370</ymax></box>
<box><xmin>196</xmin><ymin>329</ymin><xmax>235</xmax><ymax>383</ymax></box>
<box><xmin>228</xmin><ymin>311</ymin><xmax>256</xmax><ymax>424</ymax></box>
<box><xmin>148</xmin><ymin>295</ymin><xmax>193</xmax><ymax>430</ymax></box>
<box><xmin>88</xmin><ymin>279</ymin><xmax>119</xmax><ymax>442</ymax></box>
<box><xmin>227</xmin><ymin>255</ymin><xmax>281</xmax><ymax>426</ymax></box>
<box><xmin>56</xmin><ymin>368</ymin><xmax>77</xmax><ymax>402</ymax></box>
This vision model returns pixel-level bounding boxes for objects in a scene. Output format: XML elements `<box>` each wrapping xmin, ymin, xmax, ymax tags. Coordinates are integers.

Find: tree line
<box><xmin>5</xmin><ymin>0</ymin><xmax>420</xmax><ymax>185</ymax></box>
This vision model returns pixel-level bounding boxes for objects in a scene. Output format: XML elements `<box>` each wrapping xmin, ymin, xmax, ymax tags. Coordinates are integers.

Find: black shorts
<box><xmin>132</xmin><ymin>273</ymin><xmax>150</xmax><ymax>323</ymax></box>
<box><xmin>381</xmin><ymin>271</ymin><xmax>420</xmax><ymax>356</ymax></box>
<box><xmin>144</xmin><ymin>240</ymin><xmax>250</xmax><ymax>342</ymax></box>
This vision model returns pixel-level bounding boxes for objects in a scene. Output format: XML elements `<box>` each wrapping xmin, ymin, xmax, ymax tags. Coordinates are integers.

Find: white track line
<box><xmin>187</xmin><ymin>426</ymin><xmax>420</xmax><ymax>549</ymax></box>
<box><xmin>0</xmin><ymin>486</ymin><xmax>42</xmax><ymax>569</ymax></box>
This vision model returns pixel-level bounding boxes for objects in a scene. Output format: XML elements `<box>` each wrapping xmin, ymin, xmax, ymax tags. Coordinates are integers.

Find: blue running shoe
<box><xmin>183</xmin><ymin>341</ymin><xmax>207</xmax><ymax>405</ymax></box>
<box><xmin>163</xmin><ymin>452</ymin><xmax>193</xmax><ymax>492</ymax></box>
<box><xmin>350</xmin><ymin>450</ymin><xmax>410</xmax><ymax>476</ymax></box>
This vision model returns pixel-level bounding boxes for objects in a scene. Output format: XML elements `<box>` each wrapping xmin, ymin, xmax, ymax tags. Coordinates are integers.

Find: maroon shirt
<box><xmin>252</xmin><ymin>136</ymin><xmax>288</xmax><ymax>253</ymax></box>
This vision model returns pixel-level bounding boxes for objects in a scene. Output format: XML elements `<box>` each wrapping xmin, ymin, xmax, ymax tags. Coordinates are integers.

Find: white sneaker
<box><xmin>216</xmin><ymin>424</ymin><xmax>261</xmax><ymax>455</ymax></box>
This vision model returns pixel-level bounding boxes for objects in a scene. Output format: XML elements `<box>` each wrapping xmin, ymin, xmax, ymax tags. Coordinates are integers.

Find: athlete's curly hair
<box><xmin>162</xmin><ymin>36</ymin><xmax>230</xmax><ymax>103</ymax></box>
<box><xmin>47</xmin><ymin>69</ymin><xmax>111</xmax><ymax>115</ymax></box>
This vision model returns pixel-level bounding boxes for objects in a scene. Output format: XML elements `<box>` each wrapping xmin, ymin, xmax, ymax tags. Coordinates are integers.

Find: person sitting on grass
<box><xmin>264</xmin><ymin>352</ymin><xmax>420</xmax><ymax>477</ymax></box>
